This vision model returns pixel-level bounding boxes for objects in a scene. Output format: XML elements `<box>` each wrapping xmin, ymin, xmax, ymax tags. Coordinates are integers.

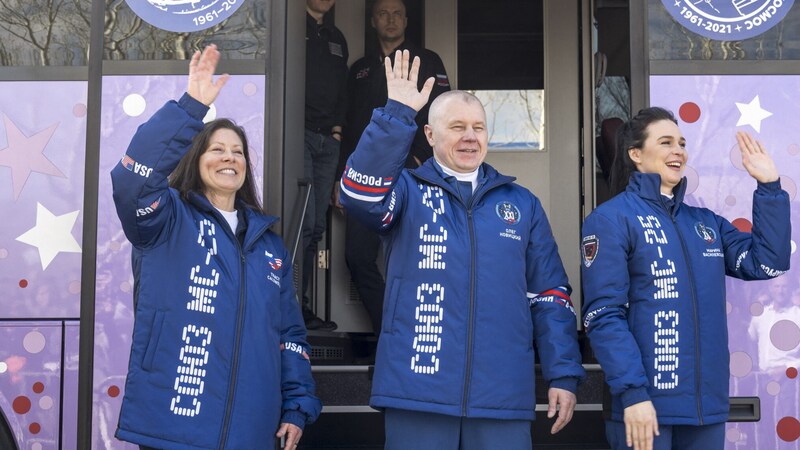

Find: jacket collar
<box><xmin>378</xmin><ymin>39</ymin><xmax>418</xmax><ymax>60</ymax></box>
<box><xmin>187</xmin><ymin>191</ymin><xmax>279</xmax><ymax>244</ymax></box>
<box><xmin>410</xmin><ymin>158</ymin><xmax>515</xmax><ymax>199</ymax></box>
<box><xmin>626</xmin><ymin>172</ymin><xmax>687</xmax><ymax>214</ymax></box>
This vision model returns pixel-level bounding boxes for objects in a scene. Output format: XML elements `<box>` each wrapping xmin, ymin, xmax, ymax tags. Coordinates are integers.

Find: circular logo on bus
<box><xmin>125</xmin><ymin>0</ymin><xmax>246</xmax><ymax>33</ymax></box>
<box><xmin>661</xmin><ymin>0</ymin><xmax>794</xmax><ymax>41</ymax></box>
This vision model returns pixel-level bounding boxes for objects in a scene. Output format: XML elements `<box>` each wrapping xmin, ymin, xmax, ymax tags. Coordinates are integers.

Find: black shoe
<box><xmin>305</xmin><ymin>316</ymin><xmax>338</xmax><ymax>331</ymax></box>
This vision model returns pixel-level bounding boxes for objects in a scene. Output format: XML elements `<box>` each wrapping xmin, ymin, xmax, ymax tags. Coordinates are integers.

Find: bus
<box><xmin>0</xmin><ymin>0</ymin><xmax>798</xmax><ymax>448</ymax></box>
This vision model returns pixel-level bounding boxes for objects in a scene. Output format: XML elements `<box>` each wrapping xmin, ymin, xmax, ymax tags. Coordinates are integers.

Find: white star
<box><xmin>735</xmin><ymin>95</ymin><xmax>772</xmax><ymax>133</ymax></box>
<box><xmin>16</xmin><ymin>203</ymin><xmax>82</xmax><ymax>270</ymax></box>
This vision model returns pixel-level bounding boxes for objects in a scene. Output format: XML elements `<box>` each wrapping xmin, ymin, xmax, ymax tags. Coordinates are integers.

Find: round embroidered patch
<box><xmin>495</xmin><ymin>201</ymin><xmax>521</xmax><ymax>225</ymax></box>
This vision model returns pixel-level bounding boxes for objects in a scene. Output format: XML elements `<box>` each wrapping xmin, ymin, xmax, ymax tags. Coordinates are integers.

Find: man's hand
<box><xmin>384</xmin><ymin>49</ymin><xmax>434</xmax><ymax>112</ymax></box>
<box><xmin>623</xmin><ymin>400</ymin><xmax>659</xmax><ymax>450</ymax></box>
<box><xmin>547</xmin><ymin>387</ymin><xmax>577</xmax><ymax>434</ymax></box>
<box><xmin>332</xmin><ymin>182</ymin><xmax>344</xmax><ymax>211</ymax></box>
<box><xmin>187</xmin><ymin>44</ymin><xmax>230</xmax><ymax>106</ymax></box>
<box><xmin>737</xmin><ymin>130</ymin><xmax>779</xmax><ymax>184</ymax></box>
<box><xmin>276</xmin><ymin>422</ymin><xmax>303</xmax><ymax>449</ymax></box>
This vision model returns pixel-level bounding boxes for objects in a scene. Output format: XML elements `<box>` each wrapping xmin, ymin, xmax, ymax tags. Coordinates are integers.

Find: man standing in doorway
<box><xmin>337</xmin><ymin>0</ymin><xmax>450</xmax><ymax>335</ymax></box>
<box><xmin>303</xmin><ymin>0</ymin><xmax>348</xmax><ymax>330</ymax></box>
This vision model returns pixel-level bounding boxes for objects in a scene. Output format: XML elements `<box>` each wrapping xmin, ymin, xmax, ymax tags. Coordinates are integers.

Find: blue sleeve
<box><xmin>110</xmin><ymin>93</ymin><xmax>209</xmax><ymax>248</ymax></box>
<box><xmin>581</xmin><ymin>211</ymin><xmax>651</xmax><ymax>408</ymax></box>
<box><xmin>526</xmin><ymin>197</ymin><xmax>585</xmax><ymax>392</ymax></box>
<box><xmin>339</xmin><ymin>100</ymin><xmax>416</xmax><ymax>231</ymax></box>
<box><xmin>278</xmin><ymin>242</ymin><xmax>322</xmax><ymax>428</ymax></box>
<box><xmin>720</xmin><ymin>180</ymin><xmax>791</xmax><ymax>279</ymax></box>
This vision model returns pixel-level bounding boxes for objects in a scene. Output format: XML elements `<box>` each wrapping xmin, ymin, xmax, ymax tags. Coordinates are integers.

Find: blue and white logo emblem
<box><xmin>661</xmin><ymin>0</ymin><xmax>793</xmax><ymax>41</ymax></box>
<box><xmin>495</xmin><ymin>201</ymin><xmax>521</xmax><ymax>225</ymax></box>
<box><xmin>694</xmin><ymin>221</ymin><xmax>717</xmax><ymax>245</ymax></box>
<box><xmin>126</xmin><ymin>0</ymin><xmax>246</xmax><ymax>33</ymax></box>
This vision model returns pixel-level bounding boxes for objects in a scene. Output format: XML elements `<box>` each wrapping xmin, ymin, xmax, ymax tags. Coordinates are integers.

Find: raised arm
<box><xmin>111</xmin><ymin>45</ymin><xmax>227</xmax><ymax>248</ymax></box>
<box><xmin>338</xmin><ymin>50</ymin><xmax>434</xmax><ymax>230</ymax></box>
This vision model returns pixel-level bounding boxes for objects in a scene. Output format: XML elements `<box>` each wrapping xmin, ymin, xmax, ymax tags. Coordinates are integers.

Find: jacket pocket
<box><xmin>142</xmin><ymin>310</ymin><xmax>165</xmax><ymax>371</ymax></box>
<box><xmin>382</xmin><ymin>278</ymin><xmax>402</xmax><ymax>334</ymax></box>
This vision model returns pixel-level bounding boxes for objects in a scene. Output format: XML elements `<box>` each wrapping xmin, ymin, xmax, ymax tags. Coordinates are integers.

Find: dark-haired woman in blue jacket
<box><xmin>111</xmin><ymin>45</ymin><xmax>320</xmax><ymax>450</ymax></box>
<box><xmin>581</xmin><ymin>107</ymin><xmax>790</xmax><ymax>450</ymax></box>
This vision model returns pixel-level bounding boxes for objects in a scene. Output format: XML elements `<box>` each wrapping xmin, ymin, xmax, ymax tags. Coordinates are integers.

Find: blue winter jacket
<box><xmin>340</xmin><ymin>100</ymin><xmax>585</xmax><ymax>420</ymax></box>
<box><xmin>581</xmin><ymin>172</ymin><xmax>790</xmax><ymax>425</ymax></box>
<box><xmin>111</xmin><ymin>94</ymin><xmax>321</xmax><ymax>449</ymax></box>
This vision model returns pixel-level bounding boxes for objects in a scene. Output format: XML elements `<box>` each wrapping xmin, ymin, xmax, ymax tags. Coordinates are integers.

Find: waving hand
<box><xmin>737</xmin><ymin>131</ymin><xmax>779</xmax><ymax>183</ymax></box>
<box><xmin>187</xmin><ymin>44</ymin><xmax>230</xmax><ymax>106</ymax></box>
<box><xmin>385</xmin><ymin>49</ymin><xmax>435</xmax><ymax>112</ymax></box>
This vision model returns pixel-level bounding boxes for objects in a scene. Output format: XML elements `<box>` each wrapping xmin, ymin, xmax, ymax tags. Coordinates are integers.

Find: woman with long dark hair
<box><xmin>581</xmin><ymin>107</ymin><xmax>791</xmax><ymax>450</ymax></box>
<box><xmin>111</xmin><ymin>45</ymin><xmax>320</xmax><ymax>450</ymax></box>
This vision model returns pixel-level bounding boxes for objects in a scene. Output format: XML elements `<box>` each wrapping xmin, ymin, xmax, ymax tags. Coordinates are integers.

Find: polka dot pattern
<box><xmin>243</xmin><ymin>82</ymin><xmax>258</xmax><ymax>96</ymax></box>
<box><xmin>725</xmin><ymin>426</ymin><xmax>741</xmax><ymax>443</ymax></box>
<box><xmin>732</xmin><ymin>218</ymin><xmax>753</xmax><ymax>233</ymax></box>
<box><xmin>683</xmin><ymin>166</ymin><xmax>699</xmax><ymax>195</ymax></box>
<box><xmin>39</xmin><ymin>396</ymin><xmax>53</xmax><ymax>410</ymax></box>
<box><xmin>122</xmin><ymin>94</ymin><xmax>146</xmax><ymax>117</ymax></box>
<box><xmin>679</xmin><ymin>102</ymin><xmax>701</xmax><ymax>123</ymax></box>
<box><xmin>23</xmin><ymin>331</ymin><xmax>46</xmax><ymax>354</ymax></box>
<box><xmin>777</xmin><ymin>417</ymin><xmax>800</xmax><ymax>442</ymax></box>
<box><xmin>730</xmin><ymin>351</ymin><xmax>753</xmax><ymax>378</ymax></box>
<box><xmin>780</xmin><ymin>175</ymin><xmax>797</xmax><ymax>200</ymax></box>
<box><xmin>12</xmin><ymin>396</ymin><xmax>31</xmax><ymax>414</ymax></box>
<box><xmin>766</xmin><ymin>381</ymin><xmax>781</xmax><ymax>396</ymax></box>
<box><xmin>73</xmin><ymin>103</ymin><xmax>87</xmax><ymax>118</ymax></box>
<box><xmin>770</xmin><ymin>320</ymin><xmax>800</xmax><ymax>351</ymax></box>
<box><xmin>203</xmin><ymin>104</ymin><xmax>217</xmax><ymax>123</ymax></box>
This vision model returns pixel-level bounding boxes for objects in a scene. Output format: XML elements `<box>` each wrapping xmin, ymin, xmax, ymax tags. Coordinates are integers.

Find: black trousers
<box><xmin>345</xmin><ymin>213</ymin><xmax>385</xmax><ymax>334</ymax></box>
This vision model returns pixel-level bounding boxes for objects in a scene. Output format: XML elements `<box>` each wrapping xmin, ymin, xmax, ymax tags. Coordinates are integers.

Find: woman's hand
<box><xmin>737</xmin><ymin>131</ymin><xmax>779</xmax><ymax>183</ymax></box>
<box><xmin>187</xmin><ymin>44</ymin><xmax>230</xmax><ymax>106</ymax></box>
<box><xmin>384</xmin><ymin>49</ymin><xmax>434</xmax><ymax>112</ymax></box>
<box><xmin>276</xmin><ymin>422</ymin><xmax>303</xmax><ymax>449</ymax></box>
<box><xmin>623</xmin><ymin>400</ymin><xmax>659</xmax><ymax>450</ymax></box>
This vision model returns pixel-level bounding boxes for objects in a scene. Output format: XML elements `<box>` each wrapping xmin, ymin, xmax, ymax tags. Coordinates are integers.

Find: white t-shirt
<box><xmin>439</xmin><ymin>162</ymin><xmax>479</xmax><ymax>193</ymax></box>
<box><xmin>216</xmin><ymin>207</ymin><xmax>239</xmax><ymax>233</ymax></box>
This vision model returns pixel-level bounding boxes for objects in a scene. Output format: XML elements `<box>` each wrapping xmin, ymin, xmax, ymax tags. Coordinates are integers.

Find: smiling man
<box><xmin>340</xmin><ymin>50</ymin><xmax>585</xmax><ymax>450</ymax></box>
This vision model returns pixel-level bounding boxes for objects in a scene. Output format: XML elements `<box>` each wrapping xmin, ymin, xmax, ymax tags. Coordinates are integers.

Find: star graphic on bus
<box><xmin>0</xmin><ymin>114</ymin><xmax>65</xmax><ymax>200</ymax></box>
<box><xmin>735</xmin><ymin>95</ymin><xmax>772</xmax><ymax>133</ymax></box>
<box><xmin>16</xmin><ymin>202</ymin><xmax>82</xmax><ymax>270</ymax></box>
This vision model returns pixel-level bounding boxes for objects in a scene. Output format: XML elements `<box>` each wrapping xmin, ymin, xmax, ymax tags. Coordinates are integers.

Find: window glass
<box><xmin>0</xmin><ymin>0</ymin><xmax>91</xmax><ymax>66</ymax></box>
<box><xmin>471</xmin><ymin>90</ymin><xmax>544</xmax><ymax>151</ymax></box>
<box><xmin>458</xmin><ymin>0</ymin><xmax>544</xmax><ymax>151</ymax></box>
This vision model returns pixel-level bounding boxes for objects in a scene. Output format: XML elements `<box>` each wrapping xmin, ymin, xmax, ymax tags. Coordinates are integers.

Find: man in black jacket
<box><xmin>335</xmin><ymin>0</ymin><xmax>450</xmax><ymax>336</ymax></box>
<box><xmin>304</xmin><ymin>0</ymin><xmax>348</xmax><ymax>330</ymax></box>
